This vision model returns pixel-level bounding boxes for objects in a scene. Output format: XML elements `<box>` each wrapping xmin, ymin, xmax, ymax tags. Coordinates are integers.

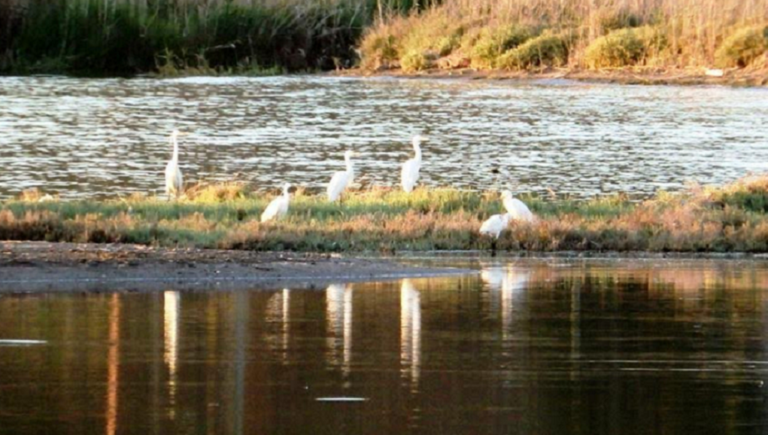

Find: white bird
<box><xmin>327</xmin><ymin>150</ymin><xmax>358</xmax><ymax>202</ymax></box>
<box><xmin>164</xmin><ymin>129</ymin><xmax>185</xmax><ymax>200</ymax></box>
<box><xmin>261</xmin><ymin>183</ymin><xmax>292</xmax><ymax>223</ymax></box>
<box><xmin>401</xmin><ymin>135</ymin><xmax>429</xmax><ymax>193</ymax></box>
<box><xmin>479</xmin><ymin>213</ymin><xmax>512</xmax><ymax>240</ymax></box>
<box><xmin>501</xmin><ymin>191</ymin><xmax>535</xmax><ymax>223</ymax></box>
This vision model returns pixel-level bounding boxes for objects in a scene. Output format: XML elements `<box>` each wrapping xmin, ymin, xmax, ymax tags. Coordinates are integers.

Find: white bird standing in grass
<box><xmin>261</xmin><ymin>183</ymin><xmax>292</xmax><ymax>223</ymax></box>
<box><xmin>501</xmin><ymin>191</ymin><xmax>535</xmax><ymax>223</ymax></box>
<box><xmin>401</xmin><ymin>135</ymin><xmax>429</xmax><ymax>193</ymax></box>
<box><xmin>479</xmin><ymin>213</ymin><xmax>512</xmax><ymax>240</ymax></box>
<box><xmin>327</xmin><ymin>150</ymin><xmax>358</xmax><ymax>202</ymax></box>
<box><xmin>165</xmin><ymin>129</ymin><xmax>185</xmax><ymax>200</ymax></box>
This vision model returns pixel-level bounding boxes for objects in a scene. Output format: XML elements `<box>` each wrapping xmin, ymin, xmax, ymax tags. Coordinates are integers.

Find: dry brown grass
<box><xmin>359</xmin><ymin>0</ymin><xmax>768</xmax><ymax>73</ymax></box>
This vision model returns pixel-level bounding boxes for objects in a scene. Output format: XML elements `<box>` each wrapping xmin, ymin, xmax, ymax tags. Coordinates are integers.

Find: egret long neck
<box><xmin>171</xmin><ymin>136</ymin><xmax>179</xmax><ymax>162</ymax></box>
<box><xmin>413</xmin><ymin>142</ymin><xmax>422</xmax><ymax>162</ymax></box>
<box><xmin>345</xmin><ymin>155</ymin><xmax>354</xmax><ymax>178</ymax></box>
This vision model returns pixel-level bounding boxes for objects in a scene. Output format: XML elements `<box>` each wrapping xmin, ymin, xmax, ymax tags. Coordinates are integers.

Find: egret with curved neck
<box><xmin>327</xmin><ymin>150</ymin><xmax>358</xmax><ymax>202</ymax></box>
<box><xmin>401</xmin><ymin>135</ymin><xmax>428</xmax><ymax>193</ymax></box>
<box><xmin>165</xmin><ymin>130</ymin><xmax>184</xmax><ymax>200</ymax></box>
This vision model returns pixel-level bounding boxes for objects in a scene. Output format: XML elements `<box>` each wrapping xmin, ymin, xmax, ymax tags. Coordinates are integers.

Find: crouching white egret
<box><xmin>401</xmin><ymin>135</ymin><xmax>429</xmax><ymax>193</ymax></box>
<box><xmin>327</xmin><ymin>150</ymin><xmax>359</xmax><ymax>202</ymax></box>
<box><xmin>479</xmin><ymin>213</ymin><xmax>512</xmax><ymax>240</ymax></box>
<box><xmin>501</xmin><ymin>191</ymin><xmax>535</xmax><ymax>223</ymax></box>
<box><xmin>480</xmin><ymin>212</ymin><xmax>512</xmax><ymax>254</ymax></box>
<box><xmin>261</xmin><ymin>183</ymin><xmax>292</xmax><ymax>223</ymax></box>
<box><xmin>165</xmin><ymin>129</ymin><xmax>186</xmax><ymax>200</ymax></box>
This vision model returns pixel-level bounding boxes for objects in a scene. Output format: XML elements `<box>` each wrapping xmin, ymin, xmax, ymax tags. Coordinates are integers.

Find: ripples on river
<box><xmin>2</xmin><ymin>259</ymin><xmax>768</xmax><ymax>434</ymax></box>
<box><xmin>0</xmin><ymin>76</ymin><xmax>767</xmax><ymax>199</ymax></box>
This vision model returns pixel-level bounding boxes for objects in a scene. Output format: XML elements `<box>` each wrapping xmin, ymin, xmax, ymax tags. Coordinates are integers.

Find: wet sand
<box><xmin>0</xmin><ymin>242</ymin><xmax>473</xmax><ymax>293</ymax></box>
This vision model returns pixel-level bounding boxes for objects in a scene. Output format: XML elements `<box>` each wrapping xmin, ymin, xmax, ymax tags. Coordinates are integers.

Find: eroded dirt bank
<box><xmin>0</xmin><ymin>242</ymin><xmax>473</xmax><ymax>293</ymax></box>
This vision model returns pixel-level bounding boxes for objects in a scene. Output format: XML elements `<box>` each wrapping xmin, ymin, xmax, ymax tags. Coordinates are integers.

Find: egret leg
<box><xmin>491</xmin><ymin>239</ymin><xmax>497</xmax><ymax>257</ymax></box>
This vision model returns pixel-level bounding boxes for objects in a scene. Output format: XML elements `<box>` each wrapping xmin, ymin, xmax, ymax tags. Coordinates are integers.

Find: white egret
<box><xmin>401</xmin><ymin>135</ymin><xmax>429</xmax><ymax>193</ymax></box>
<box><xmin>164</xmin><ymin>130</ymin><xmax>185</xmax><ymax>200</ymax></box>
<box><xmin>501</xmin><ymin>191</ymin><xmax>535</xmax><ymax>223</ymax></box>
<box><xmin>479</xmin><ymin>213</ymin><xmax>511</xmax><ymax>240</ymax></box>
<box><xmin>261</xmin><ymin>183</ymin><xmax>292</xmax><ymax>223</ymax></box>
<box><xmin>327</xmin><ymin>150</ymin><xmax>358</xmax><ymax>202</ymax></box>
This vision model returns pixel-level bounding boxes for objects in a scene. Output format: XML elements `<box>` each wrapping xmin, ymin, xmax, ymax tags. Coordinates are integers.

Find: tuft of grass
<box><xmin>498</xmin><ymin>31</ymin><xmax>569</xmax><ymax>70</ymax></box>
<box><xmin>5</xmin><ymin>177</ymin><xmax>768</xmax><ymax>253</ymax></box>
<box><xmin>469</xmin><ymin>24</ymin><xmax>532</xmax><ymax>69</ymax></box>
<box><xmin>583</xmin><ymin>26</ymin><xmax>665</xmax><ymax>69</ymax></box>
<box><xmin>400</xmin><ymin>50</ymin><xmax>431</xmax><ymax>72</ymax></box>
<box><xmin>715</xmin><ymin>25</ymin><xmax>768</xmax><ymax>68</ymax></box>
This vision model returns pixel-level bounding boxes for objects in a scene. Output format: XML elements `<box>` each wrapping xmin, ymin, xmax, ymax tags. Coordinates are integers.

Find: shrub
<box><xmin>583</xmin><ymin>26</ymin><xmax>665</xmax><ymax>68</ymax></box>
<box><xmin>715</xmin><ymin>25</ymin><xmax>768</xmax><ymax>68</ymax></box>
<box><xmin>359</xmin><ymin>32</ymin><xmax>401</xmax><ymax>70</ymax></box>
<box><xmin>469</xmin><ymin>25</ymin><xmax>532</xmax><ymax>69</ymax></box>
<box><xmin>401</xmin><ymin>50</ymin><xmax>430</xmax><ymax>72</ymax></box>
<box><xmin>498</xmin><ymin>31</ymin><xmax>569</xmax><ymax>70</ymax></box>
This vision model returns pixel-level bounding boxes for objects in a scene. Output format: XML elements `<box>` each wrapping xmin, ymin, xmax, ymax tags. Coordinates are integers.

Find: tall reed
<box><xmin>0</xmin><ymin>0</ymin><xmax>435</xmax><ymax>75</ymax></box>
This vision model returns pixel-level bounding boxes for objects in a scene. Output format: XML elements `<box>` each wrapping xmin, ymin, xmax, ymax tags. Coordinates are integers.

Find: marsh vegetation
<box><xmin>0</xmin><ymin>0</ymin><xmax>431</xmax><ymax>75</ymax></box>
<box><xmin>5</xmin><ymin>176</ymin><xmax>768</xmax><ymax>253</ymax></box>
<box><xmin>359</xmin><ymin>0</ymin><xmax>768</xmax><ymax>78</ymax></box>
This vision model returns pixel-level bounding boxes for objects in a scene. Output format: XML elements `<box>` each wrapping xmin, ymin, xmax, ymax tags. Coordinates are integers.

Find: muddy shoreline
<box><xmin>334</xmin><ymin>67</ymin><xmax>768</xmax><ymax>87</ymax></box>
<box><xmin>0</xmin><ymin>242</ymin><xmax>473</xmax><ymax>293</ymax></box>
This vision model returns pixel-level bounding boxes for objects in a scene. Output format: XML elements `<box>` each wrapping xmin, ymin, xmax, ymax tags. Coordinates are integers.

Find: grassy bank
<box><xmin>359</xmin><ymin>0</ymin><xmax>768</xmax><ymax>79</ymax></box>
<box><xmin>4</xmin><ymin>176</ymin><xmax>768</xmax><ymax>253</ymax></box>
<box><xmin>0</xmin><ymin>0</ymin><xmax>432</xmax><ymax>75</ymax></box>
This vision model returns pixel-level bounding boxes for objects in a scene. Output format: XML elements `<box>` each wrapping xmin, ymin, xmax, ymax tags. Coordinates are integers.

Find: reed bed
<box><xmin>4</xmin><ymin>176</ymin><xmax>768</xmax><ymax>253</ymax></box>
<box><xmin>359</xmin><ymin>0</ymin><xmax>768</xmax><ymax>73</ymax></box>
<box><xmin>0</xmin><ymin>0</ymin><xmax>432</xmax><ymax>75</ymax></box>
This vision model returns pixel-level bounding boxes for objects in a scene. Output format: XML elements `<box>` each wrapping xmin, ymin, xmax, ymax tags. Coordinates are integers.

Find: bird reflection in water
<box><xmin>163</xmin><ymin>291</ymin><xmax>180</xmax><ymax>419</ymax></box>
<box><xmin>481</xmin><ymin>266</ymin><xmax>530</xmax><ymax>336</ymax></box>
<box><xmin>326</xmin><ymin>283</ymin><xmax>353</xmax><ymax>376</ymax></box>
<box><xmin>266</xmin><ymin>289</ymin><xmax>291</xmax><ymax>364</ymax></box>
<box><xmin>400</xmin><ymin>279</ymin><xmax>422</xmax><ymax>392</ymax></box>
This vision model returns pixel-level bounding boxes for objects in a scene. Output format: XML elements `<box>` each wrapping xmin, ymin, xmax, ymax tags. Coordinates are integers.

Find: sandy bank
<box><xmin>335</xmin><ymin>67</ymin><xmax>768</xmax><ymax>87</ymax></box>
<box><xmin>0</xmin><ymin>242</ymin><xmax>473</xmax><ymax>293</ymax></box>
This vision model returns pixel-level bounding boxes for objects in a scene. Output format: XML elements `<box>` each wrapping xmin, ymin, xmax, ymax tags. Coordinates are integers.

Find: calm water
<box><xmin>3</xmin><ymin>258</ymin><xmax>768</xmax><ymax>434</ymax></box>
<box><xmin>1</xmin><ymin>76</ymin><xmax>767</xmax><ymax>199</ymax></box>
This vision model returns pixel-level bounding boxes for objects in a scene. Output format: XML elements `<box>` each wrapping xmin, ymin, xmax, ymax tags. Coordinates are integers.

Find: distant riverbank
<box><xmin>3</xmin><ymin>176</ymin><xmax>768</xmax><ymax>254</ymax></box>
<box><xmin>337</xmin><ymin>66</ymin><xmax>768</xmax><ymax>87</ymax></box>
<box><xmin>1</xmin><ymin>0</ymin><xmax>765</xmax><ymax>79</ymax></box>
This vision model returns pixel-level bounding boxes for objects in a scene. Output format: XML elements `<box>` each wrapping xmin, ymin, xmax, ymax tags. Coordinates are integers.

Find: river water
<box><xmin>3</xmin><ymin>258</ymin><xmax>768</xmax><ymax>434</ymax></box>
<box><xmin>1</xmin><ymin>76</ymin><xmax>767</xmax><ymax>199</ymax></box>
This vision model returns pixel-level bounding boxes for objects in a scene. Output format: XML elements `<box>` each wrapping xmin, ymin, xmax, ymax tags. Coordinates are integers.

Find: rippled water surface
<box><xmin>3</xmin><ymin>258</ymin><xmax>768</xmax><ymax>434</ymax></box>
<box><xmin>1</xmin><ymin>76</ymin><xmax>767</xmax><ymax>199</ymax></box>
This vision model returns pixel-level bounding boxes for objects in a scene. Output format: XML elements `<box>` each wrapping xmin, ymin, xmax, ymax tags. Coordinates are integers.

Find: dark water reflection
<box><xmin>2</xmin><ymin>258</ymin><xmax>768</xmax><ymax>434</ymax></box>
<box><xmin>1</xmin><ymin>76</ymin><xmax>767</xmax><ymax>199</ymax></box>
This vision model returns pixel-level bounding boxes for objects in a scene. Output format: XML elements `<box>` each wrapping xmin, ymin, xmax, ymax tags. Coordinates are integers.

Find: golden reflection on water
<box><xmin>106</xmin><ymin>294</ymin><xmax>120</xmax><ymax>435</ymax></box>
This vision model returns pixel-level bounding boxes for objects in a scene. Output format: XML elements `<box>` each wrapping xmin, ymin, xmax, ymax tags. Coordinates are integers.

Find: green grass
<box><xmin>6</xmin><ymin>177</ymin><xmax>768</xmax><ymax>253</ymax></box>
